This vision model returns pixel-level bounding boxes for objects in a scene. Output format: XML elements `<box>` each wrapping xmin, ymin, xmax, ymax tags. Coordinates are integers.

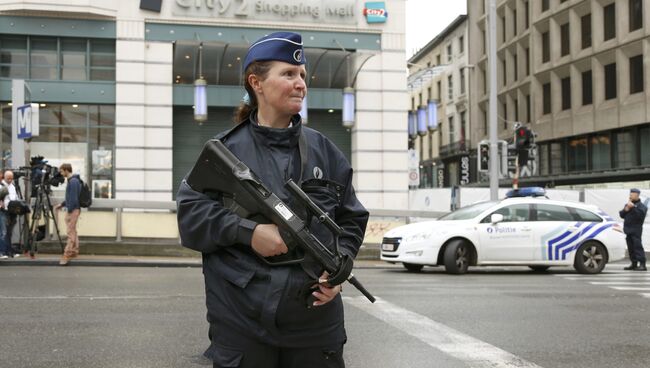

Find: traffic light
<box><xmin>515</xmin><ymin>125</ymin><xmax>532</xmax><ymax>149</ymax></box>
<box><xmin>478</xmin><ymin>142</ymin><xmax>490</xmax><ymax>172</ymax></box>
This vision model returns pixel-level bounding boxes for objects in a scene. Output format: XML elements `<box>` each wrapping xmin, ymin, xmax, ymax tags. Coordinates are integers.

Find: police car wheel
<box><xmin>574</xmin><ymin>241</ymin><xmax>607</xmax><ymax>274</ymax></box>
<box><xmin>528</xmin><ymin>266</ymin><xmax>550</xmax><ymax>272</ymax></box>
<box><xmin>403</xmin><ymin>263</ymin><xmax>423</xmax><ymax>273</ymax></box>
<box><xmin>443</xmin><ymin>240</ymin><xmax>470</xmax><ymax>275</ymax></box>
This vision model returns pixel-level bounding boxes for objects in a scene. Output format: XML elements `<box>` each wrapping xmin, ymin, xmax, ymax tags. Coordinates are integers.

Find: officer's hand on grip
<box><xmin>251</xmin><ymin>224</ymin><xmax>289</xmax><ymax>257</ymax></box>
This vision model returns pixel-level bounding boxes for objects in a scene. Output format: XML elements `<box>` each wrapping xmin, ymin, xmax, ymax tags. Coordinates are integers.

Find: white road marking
<box><xmin>609</xmin><ymin>287</ymin><xmax>650</xmax><ymax>291</ymax></box>
<box><xmin>344</xmin><ymin>296</ymin><xmax>543</xmax><ymax>368</ymax></box>
<box><xmin>589</xmin><ymin>282</ymin><xmax>650</xmax><ymax>285</ymax></box>
<box><xmin>641</xmin><ymin>293</ymin><xmax>650</xmax><ymax>299</ymax></box>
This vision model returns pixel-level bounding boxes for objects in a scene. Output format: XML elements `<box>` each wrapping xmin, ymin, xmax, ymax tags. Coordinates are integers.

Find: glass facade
<box><xmin>0</xmin><ymin>35</ymin><xmax>115</xmax><ymax>80</ymax></box>
<box><xmin>0</xmin><ymin>103</ymin><xmax>115</xmax><ymax>197</ymax></box>
<box><xmin>591</xmin><ymin>134</ymin><xmax>611</xmax><ymax>170</ymax></box>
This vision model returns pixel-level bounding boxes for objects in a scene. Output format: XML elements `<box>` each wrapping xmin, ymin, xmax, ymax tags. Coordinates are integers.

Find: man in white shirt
<box><xmin>3</xmin><ymin>170</ymin><xmax>19</xmax><ymax>258</ymax></box>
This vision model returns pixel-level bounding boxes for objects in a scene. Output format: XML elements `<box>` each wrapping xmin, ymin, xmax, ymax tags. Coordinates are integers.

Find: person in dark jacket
<box><xmin>620</xmin><ymin>188</ymin><xmax>647</xmax><ymax>271</ymax></box>
<box><xmin>176</xmin><ymin>31</ymin><xmax>369</xmax><ymax>368</ymax></box>
<box><xmin>54</xmin><ymin>163</ymin><xmax>81</xmax><ymax>266</ymax></box>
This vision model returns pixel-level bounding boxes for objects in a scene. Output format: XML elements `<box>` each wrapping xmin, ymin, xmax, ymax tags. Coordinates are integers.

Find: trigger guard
<box><xmin>327</xmin><ymin>255</ymin><xmax>353</xmax><ymax>286</ymax></box>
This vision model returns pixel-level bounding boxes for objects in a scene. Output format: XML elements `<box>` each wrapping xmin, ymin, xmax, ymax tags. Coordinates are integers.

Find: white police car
<box><xmin>381</xmin><ymin>188</ymin><xmax>627</xmax><ymax>274</ymax></box>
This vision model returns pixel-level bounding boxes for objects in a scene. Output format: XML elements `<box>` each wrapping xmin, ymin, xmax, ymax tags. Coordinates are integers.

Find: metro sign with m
<box><xmin>16</xmin><ymin>103</ymin><xmax>39</xmax><ymax>139</ymax></box>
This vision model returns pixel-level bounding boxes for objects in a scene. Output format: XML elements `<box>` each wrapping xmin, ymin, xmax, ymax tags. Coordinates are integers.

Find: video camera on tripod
<box><xmin>28</xmin><ymin>155</ymin><xmax>65</xmax><ymax>194</ymax></box>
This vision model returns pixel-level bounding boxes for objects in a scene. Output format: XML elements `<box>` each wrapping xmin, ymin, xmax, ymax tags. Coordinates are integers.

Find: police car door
<box><xmin>477</xmin><ymin>204</ymin><xmax>535</xmax><ymax>262</ymax></box>
<box><xmin>534</xmin><ymin>203</ymin><xmax>592</xmax><ymax>263</ymax></box>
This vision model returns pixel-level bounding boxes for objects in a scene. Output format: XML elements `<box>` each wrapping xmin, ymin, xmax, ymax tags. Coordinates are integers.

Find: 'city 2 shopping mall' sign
<box><xmin>174</xmin><ymin>0</ymin><xmax>357</xmax><ymax>24</ymax></box>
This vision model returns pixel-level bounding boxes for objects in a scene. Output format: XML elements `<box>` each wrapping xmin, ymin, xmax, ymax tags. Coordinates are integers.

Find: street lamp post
<box><xmin>488</xmin><ymin>0</ymin><xmax>499</xmax><ymax>200</ymax></box>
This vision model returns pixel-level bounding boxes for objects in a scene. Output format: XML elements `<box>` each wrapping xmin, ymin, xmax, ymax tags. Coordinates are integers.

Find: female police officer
<box><xmin>176</xmin><ymin>32</ymin><xmax>369</xmax><ymax>368</ymax></box>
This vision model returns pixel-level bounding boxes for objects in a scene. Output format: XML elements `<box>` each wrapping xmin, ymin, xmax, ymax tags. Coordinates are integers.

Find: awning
<box><xmin>173</xmin><ymin>41</ymin><xmax>375</xmax><ymax>89</ymax></box>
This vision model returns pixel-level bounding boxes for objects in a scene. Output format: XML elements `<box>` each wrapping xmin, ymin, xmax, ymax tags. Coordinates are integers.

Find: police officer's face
<box><xmin>254</xmin><ymin>61</ymin><xmax>307</xmax><ymax>117</ymax></box>
<box><xmin>630</xmin><ymin>192</ymin><xmax>640</xmax><ymax>202</ymax></box>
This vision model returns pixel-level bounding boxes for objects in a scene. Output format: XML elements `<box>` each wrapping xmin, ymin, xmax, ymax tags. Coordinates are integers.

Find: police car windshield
<box><xmin>438</xmin><ymin>201</ymin><xmax>498</xmax><ymax>221</ymax></box>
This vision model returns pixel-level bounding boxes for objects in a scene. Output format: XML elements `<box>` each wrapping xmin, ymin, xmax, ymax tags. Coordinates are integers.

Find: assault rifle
<box><xmin>185</xmin><ymin>139</ymin><xmax>375</xmax><ymax>303</ymax></box>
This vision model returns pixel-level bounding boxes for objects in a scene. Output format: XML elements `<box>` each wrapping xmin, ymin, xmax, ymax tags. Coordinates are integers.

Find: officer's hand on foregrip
<box><xmin>251</xmin><ymin>224</ymin><xmax>289</xmax><ymax>257</ymax></box>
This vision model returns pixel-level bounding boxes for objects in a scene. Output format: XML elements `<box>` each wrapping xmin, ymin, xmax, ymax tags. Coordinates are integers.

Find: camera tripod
<box><xmin>24</xmin><ymin>183</ymin><xmax>64</xmax><ymax>257</ymax></box>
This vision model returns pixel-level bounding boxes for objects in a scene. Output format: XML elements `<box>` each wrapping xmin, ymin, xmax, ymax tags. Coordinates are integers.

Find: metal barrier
<box><xmin>49</xmin><ymin>197</ymin><xmax>446</xmax><ymax>243</ymax></box>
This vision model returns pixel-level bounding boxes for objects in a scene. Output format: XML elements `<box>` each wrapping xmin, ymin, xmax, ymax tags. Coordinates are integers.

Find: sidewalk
<box><xmin>0</xmin><ymin>253</ymin><xmax>401</xmax><ymax>269</ymax></box>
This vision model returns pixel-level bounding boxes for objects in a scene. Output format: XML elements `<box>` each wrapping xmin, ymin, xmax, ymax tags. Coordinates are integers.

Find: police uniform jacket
<box><xmin>619</xmin><ymin>200</ymin><xmax>648</xmax><ymax>235</ymax></box>
<box><xmin>176</xmin><ymin>114</ymin><xmax>369</xmax><ymax>350</ymax></box>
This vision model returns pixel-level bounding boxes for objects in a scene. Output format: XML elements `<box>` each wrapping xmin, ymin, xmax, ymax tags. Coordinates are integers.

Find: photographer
<box><xmin>54</xmin><ymin>163</ymin><xmax>81</xmax><ymax>266</ymax></box>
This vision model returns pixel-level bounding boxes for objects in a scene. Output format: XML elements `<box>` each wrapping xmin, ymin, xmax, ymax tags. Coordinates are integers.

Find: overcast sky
<box><xmin>405</xmin><ymin>0</ymin><xmax>467</xmax><ymax>59</ymax></box>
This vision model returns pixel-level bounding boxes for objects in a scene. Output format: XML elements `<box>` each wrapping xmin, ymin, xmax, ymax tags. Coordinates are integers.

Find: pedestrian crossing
<box><xmin>555</xmin><ymin>268</ymin><xmax>650</xmax><ymax>299</ymax></box>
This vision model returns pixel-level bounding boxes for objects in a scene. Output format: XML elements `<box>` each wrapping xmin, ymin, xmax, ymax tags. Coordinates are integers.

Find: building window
<box><xmin>514</xmin><ymin>53</ymin><xmax>518</xmax><ymax>81</ymax></box>
<box><xmin>542</xmin><ymin>31</ymin><xmax>550</xmax><ymax>63</ymax></box>
<box><xmin>449</xmin><ymin>116</ymin><xmax>455</xmax><ymax>143</ymax></box>
<box><xmin>582</xmin><ymin>70</ymin><xmax>593</xmax><ymax>105</ymax></box>
<box><xmin>581</xmin><ymin>14</ymin><xmax>592</xmax><ymax>49</ymax></box>
<box><xmin>447</xmin><ymin>44</ymin><xmax>452</xmax><ymax>62</ymax></box>
<box><xmin>482</xmin><ymin>30</ymin><xmax>486</xmax><ymax>55</ymax></box>
<box><xmin>460</xmin><ymin>68</ymin><xmax>466</xmax><ymax>94</ymax></box>
<box><xmin>0</xmin><ymin>103</ymin><xmax>115</xmax><ymax>193</ymax></box>
<box><xmin>524</xmin><ymin>1</ymin><xmax>530</xmax><ymax>29</ymax></box>
<box><xmin>525</xmin><ymin>48</ymin><xmax>530</xmax><ymax>76</ymax></box>
<box><xmin>483</xmin><ymin>109</ymin><xmax>488</xmax><ymax>136</ymax></box>
<box><xmin>641</xmin><ymin>127</ymin><xmax>650</xmax><ymax>165</ymax></box>
<box><xmin>567</xmin><ymin>137</ymin><xmax>588</xmax><ymax>172</ymax></box>
<box><xmin>561</xmin><ymin>77</ymin><xmax>571</xmax><ymax>110</ymax></box>
<box><xmin>30</xmin><ymin>38</ymin><xmax>57</xmax><ymax>79</ymax></box>
<box><xmin>482</xmin><ymin>69</ymin><xmax>487</xmax><ymax>94</ymax></box>
<box><xmin>526</xmin><ymin>94</ymin><xmax>531</xmax><ymax>123</ymax></box>
<box><xmin>427</xmin><ymin>86</ymin><xmax>432</xmax><ymax>101</ymax></box>
<box><xmin>436</xmin><ymin>54</ymin><xmax>441</xmax><ymax>65</ymax></box>
<box><xmin>514</xmin><ymin>98</ymin><xmax>519</xmax><ymax>121</ymax></box>
<box><xmin>542</xmin><ymin>0</ymin><xmax>549</xmax><ymax>12</ymax></box>
<box><xmin>0</xmin><ymin>36</ymin><xmax>28</xmax><ymax>78</ymax></box>
<box><xmin>629</xmin><ymin>0</ymin><xmax>643</xmax><ymax>32</ymax></box>
<box><xmin>0</xmin><ymin>35</ymin><xmax>115</xmax><ymax>81</ymax></box>
<box><xmin>428</xmin><ymin>133</ymin><xmax>433</xmax><ymax>159</ymax></box>
<box><xmin>550</xmin><ymin>142</ymin><xmax>565</xmax><ymax>174</ymax></box>
<box><xmin>604</xmin><ymin>3</ymin><xmax>616</xmax><ymax>41</ymax></box>
<box><xmin>502</xmin><ymin>102</ymin><xmax>508</xmax><ymax>130</ymax></box>
<box><xmin>614</xmin><ymin>130</ymin><xmax>635</xmax><ymax>168</ymax></box>
<box><xmin>502</xmin><ymin>15</ymin><xmax>507</xmax><ymax>42</ymax></box>
<box><xmin>604</xmin><ymin>62</ymin><xmax>617</xmax><ymax>100</ymax></box>
<box><xmin>560</xmin><ymin>23</ymin><xmax>570</xmax><ymax>56</ymax></box>
<box><xmin>629</xmin><ymin>54</ymin><xmax>644</xmax><ymax>94</ymax></box>
<box><xmin>437</xmin><ymin>80</ymin><xmax>442</xmax><ymax>99</ymax></box>
<box><xmin>447</xmin><ymin>75</ymin><xmax>453</xmax><ymax>99</ymax></box>
<box><xmin>513</xmin><ymin>9</ymin><xmax>518</xmax><ymax>36</ymax></box>
<box><xmin>459</xmin><ymin>35</ymin><xmax>464</xmax><ymax>54</ymax></box>
<box><xmin>543</xmin><ymin>82</ymin><xmax>551</xmax><ymax>114</ymax></box>
<box><xmin>502</xmin><ymin>59</ymin><xmax>507</xmax><ymax>86</ymax></box>
<box><xmin>591</xmin><ymin>134</ymin><xmax>612</xmax><ymax>170</ymax></box>
<box><xmin>539</xmin><ymin>144</ymin><xmax>549</xmax><ymax>175</ymax></box>
<box><xmin>460</xmin><ymin>111</ymin><xmax>467</xmax><ymax>146</ymax></box>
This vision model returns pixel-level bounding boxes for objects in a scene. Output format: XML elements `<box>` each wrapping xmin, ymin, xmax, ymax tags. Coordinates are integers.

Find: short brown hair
<box><xmin>59</xmin><ymin>163</ymin><xmax>72</xmax><ymax>173</ymax></box>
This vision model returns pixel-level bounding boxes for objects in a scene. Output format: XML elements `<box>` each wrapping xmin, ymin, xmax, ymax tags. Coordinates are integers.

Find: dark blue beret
<box><xmin>631</xmin><ymin>188</ymin><xmax>641</xmax><ymax>194</ymax></box>
<box><xmin>243</xmin><ymin>32</ymin><xmax>306</xmax><ymax>72</ymax></box>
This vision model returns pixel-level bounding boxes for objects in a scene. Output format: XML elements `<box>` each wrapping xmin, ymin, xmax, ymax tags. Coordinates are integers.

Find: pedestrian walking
<box><xmin>54</xmin><ymin>163</ymin><xmax>82</xmax><ymax>266</ymax></box>
<box><xmin>620</xmin><ymin>188</ymin><xmax>647</xmax><ymax>271</ymax></box>
<box><xmin>176</xmin><ymin>31</ymin><xmax>369</xmax><ymax>368</ymax></box>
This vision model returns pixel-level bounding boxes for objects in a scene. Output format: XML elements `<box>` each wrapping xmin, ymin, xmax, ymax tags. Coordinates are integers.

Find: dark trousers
<box><xmin>626</xmin><ymin>232</ymin><xmax>646</xmax><ymax>262</ymax></box>
<box><xmin>208</xmin><ymin>324</ymin><xmax>345</xmax><ymax>368</ymax></box>
<box><xmin>6</xmin><ymin>213</ymin><xmax>16</xmax><ymax>255</ymax></box>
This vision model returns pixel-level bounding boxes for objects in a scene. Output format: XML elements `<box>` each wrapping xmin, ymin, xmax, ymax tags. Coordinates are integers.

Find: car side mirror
<box><xmin>491</xmin><ymin>214</ymin><xmax>504</xmax><ymax>224</ymax></box>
